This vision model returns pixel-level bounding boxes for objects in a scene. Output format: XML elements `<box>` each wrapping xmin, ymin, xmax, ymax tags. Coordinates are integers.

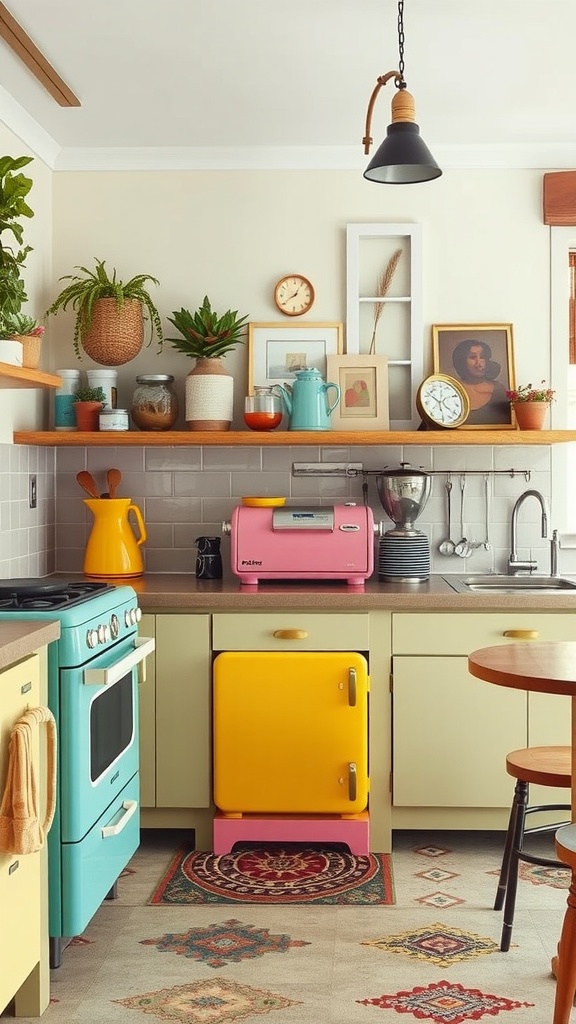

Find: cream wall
<box><xmin>47</xmin><ymin>168</ymin><xmax>551</xmax><ymax>424</ymax></box>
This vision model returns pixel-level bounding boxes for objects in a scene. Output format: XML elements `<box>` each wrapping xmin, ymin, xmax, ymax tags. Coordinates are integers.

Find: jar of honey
<box><xmin>243</xmin><ymin>387</ymin><xmax>283</xmax><ymax>431</ymax></box>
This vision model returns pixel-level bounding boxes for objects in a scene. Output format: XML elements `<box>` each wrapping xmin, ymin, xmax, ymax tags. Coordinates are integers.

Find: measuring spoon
<box><xmin>438</xmin><ymin>477</ymin><xmax>456</xmax><ymax>555</ymax></box>
<box><xmin>454</xmin><ymin>475</ymin><xmax>471</xmax><ymax>557</ymax></box>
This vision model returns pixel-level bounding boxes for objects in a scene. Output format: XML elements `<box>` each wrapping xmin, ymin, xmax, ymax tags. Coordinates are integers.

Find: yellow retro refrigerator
<box><xmin>213</xmin><ymin>651</ymin><xmax>369</xmax><ymax>814</ymax></box>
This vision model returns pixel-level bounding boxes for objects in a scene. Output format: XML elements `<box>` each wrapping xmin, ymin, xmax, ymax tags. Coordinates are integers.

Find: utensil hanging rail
<box><xmin>355</xmin><ymin>468</ymin><xmax>532</xmax><ymax>481</ymax></box>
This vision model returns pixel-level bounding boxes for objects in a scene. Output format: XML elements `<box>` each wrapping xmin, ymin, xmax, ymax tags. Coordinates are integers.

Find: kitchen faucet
<box><xmin>507</xmin><ymin>489</ymin><xmax>548</xmax><ymax>575</ymax></box>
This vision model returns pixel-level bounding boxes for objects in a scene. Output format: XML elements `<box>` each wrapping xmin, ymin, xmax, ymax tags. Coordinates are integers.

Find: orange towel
<box><xmin>0</xmin><ymin>705</ymin><xmax>57</xmax><ymax>855</ymax></box>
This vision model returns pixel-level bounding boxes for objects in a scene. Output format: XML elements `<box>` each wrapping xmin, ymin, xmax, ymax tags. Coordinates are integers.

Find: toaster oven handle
<box><xmin>273</xmin><ymin>629</ymin><xmax>308</xmax><ymax>640</ymax></box>
<box><xmin>348</xmin><ymin>667</ymin><xmax>357</xmax><ymax>706</ymax></box>
<box><xmin>84</xmin><ymin>636</ymin><xmax>155</xmax><ymax>687</ymax></box>
<box><xmin>348</xmin><ymin>763</ymin><xmax>357</xmax><ymax>802</ymax></box>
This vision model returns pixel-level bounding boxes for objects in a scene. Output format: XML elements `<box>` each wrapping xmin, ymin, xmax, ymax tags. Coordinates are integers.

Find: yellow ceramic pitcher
<box><xmin>83</xmin><ymin>498</ymin><xmax>147</xmax><ymax>578</ymax></box>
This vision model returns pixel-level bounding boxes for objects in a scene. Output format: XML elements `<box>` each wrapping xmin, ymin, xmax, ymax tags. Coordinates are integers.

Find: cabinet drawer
<box><xmin>212</xmin><ymin>612</ymin><xmax>370</xmax><ymax>651</ymax></box>
<box><xmin>392</xmin><ymin>612</ymin><xmax>576</xmax><ymax>655</ymax></box>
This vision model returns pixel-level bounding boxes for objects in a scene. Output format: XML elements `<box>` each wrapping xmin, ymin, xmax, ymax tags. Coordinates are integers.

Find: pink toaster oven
<box><xmin>224</xmin><ymin>504</ymin><xmax>376</xmax><ymax>586</ymax></box>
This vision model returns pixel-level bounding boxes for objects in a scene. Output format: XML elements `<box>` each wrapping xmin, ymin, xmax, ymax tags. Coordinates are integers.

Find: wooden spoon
<box><xmin>76</xmin><ymin>470</ymin><xmax>100</xmax><ymax>499</ymax></box>
<box><xmin>107</xmin><ymin>468</ymin><xmax>122</xmax><ymax>499</ymax></box>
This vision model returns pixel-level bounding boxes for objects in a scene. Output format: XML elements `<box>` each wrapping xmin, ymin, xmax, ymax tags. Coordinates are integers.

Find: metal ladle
<box><xmin>454</xmin><ymin>474</ymin><xmax>471</xmax><ymax>557</ymax></box>
<box><xmin>438</xmin><ymin>477</ymin><xmax>456</xmax><ymax>555</ymax></box>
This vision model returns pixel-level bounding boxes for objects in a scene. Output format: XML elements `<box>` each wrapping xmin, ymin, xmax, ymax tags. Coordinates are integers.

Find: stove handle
<box><xmin>101</xmin><ymin>799</ymin><xmax>138</xmax><ymax>838</ymax></box>
<box><xmin>83</xmin><ymin>636</ymin><xmax>155</xmax><ymax>687</ymax></box>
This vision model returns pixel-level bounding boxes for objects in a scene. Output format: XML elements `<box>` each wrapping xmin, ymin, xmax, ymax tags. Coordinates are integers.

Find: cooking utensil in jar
<box><xmin>438</xmin><ymin>476</ymin><xmax>456</xmax><ymax>555</ymax></box>
<box><xmin>107</xmin><ymin>468</ymin><xmax>122</xmax><ymax>499</ymax></box>
<box><xmin>76</xmin><ymin>470</ymin><xmax>100</xmax><ymax>499</ymax></box>
<box><xmin>454</xmin><ymin>475</ymin><xmax>471</xmax><ymax>557</ymax></box>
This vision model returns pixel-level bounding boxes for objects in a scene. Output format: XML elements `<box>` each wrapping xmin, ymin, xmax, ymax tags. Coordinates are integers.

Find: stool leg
<box><xmin>500</xmin><ymin>779</ymin><xmax>528</xmax><ymax>952</ymax></box>
<box><xmin>553</xmin><ymin>869</ymin><xmax>576</xmax><ymax>1024</ymax></box>
<box><xmin>494</xmin><ymin>782</ymin><xmax>523</xmax><ymax>912</ymax></box>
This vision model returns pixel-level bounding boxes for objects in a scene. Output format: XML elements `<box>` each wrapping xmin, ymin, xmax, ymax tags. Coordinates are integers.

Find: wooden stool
<box><xmin>494</xmin><ymin>746</ymin><xmax>571</xmax><ymax>952</ymax></box>
<box><xmin>552</xmin><ymin>824</ymin><xmax>576</xmax><ymax>1024</ymax></box>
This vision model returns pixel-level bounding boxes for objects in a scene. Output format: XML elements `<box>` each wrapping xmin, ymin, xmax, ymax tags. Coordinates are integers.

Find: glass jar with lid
<box><xmin>131</xmin><ymin>374</ymin><xmax>179</xmax><ymax>431</ymax></box>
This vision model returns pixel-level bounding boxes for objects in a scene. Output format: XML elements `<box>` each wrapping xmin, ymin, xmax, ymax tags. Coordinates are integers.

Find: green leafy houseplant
<box><xmin>74</xmin><ymin>385</ymin><xmax>107</xmax><ymax>405</ymax></box>
<box><xmin>0</xmin><ymin>154</ymin><xmax>34</xmax><ymax>331</ymax></box>
<box><xmin>45</xmin><ymin>258</ymin><xmax>163</xmax><ymax>361</ymax></box>
<box><xmin>166</xmin><ymin>295</ymin><xmax>249</xmax><ymax>359</ymax></box>
<box><xmin>506</xmin><ymin>381</ymin><xmax>556</xmax><ymax>402</ymax></box>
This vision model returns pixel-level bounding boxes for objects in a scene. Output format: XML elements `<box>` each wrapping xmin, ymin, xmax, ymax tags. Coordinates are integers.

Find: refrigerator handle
<box><xmin>348</xmin><ymin>762</ymin><xmax>357</xmax><ymax>802</ymax></box>
<box><xmin>348</xmin><ymin>667</ymin><xmax>357</xmax><ymax>706</ymax></box>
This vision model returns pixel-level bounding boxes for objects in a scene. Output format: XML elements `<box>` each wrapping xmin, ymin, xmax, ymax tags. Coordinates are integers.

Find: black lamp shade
<box><xmin>364</xmin><ymin>122</ymin><xmax>442</xmax><ymax>184</ymax></box>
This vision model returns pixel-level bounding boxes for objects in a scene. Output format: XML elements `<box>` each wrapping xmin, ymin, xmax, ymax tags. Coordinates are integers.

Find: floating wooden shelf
<box><xmin>12</xmin><ymin>429</ymin><xmax>576</xmax><ymax>447</ymax></box>
<box><xmin>0</xmin><ymin>363</ymin><xmax>62</xmax><ymax>389</ymax></box>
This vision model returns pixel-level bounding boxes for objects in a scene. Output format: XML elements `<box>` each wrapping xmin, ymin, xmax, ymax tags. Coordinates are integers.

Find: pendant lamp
<box><xmin>362</xmin><ymin>0</ymin><xmax>441</xmax><ymax>184</ymax></box>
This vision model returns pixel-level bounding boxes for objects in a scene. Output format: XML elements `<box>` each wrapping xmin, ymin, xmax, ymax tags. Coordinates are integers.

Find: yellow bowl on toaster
<box><xmin>241</xmin><ymin>497</ymin><xmax>286</xmax><ymax>507</ymax></box>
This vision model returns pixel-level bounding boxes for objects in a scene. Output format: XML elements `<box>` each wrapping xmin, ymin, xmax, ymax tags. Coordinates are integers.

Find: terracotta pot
<box><xmin>74</xmin><ymin>401</ymin><xmax>103</xmax><ymax>431</ymax></box>
<box><xmin>185</xmin><ymin>357</ymin><xmax>233</xmax><ymax>430</ymax></box>
<box><xmin>512</xmin><ymin>401</ymin><xmax>550</xmax><ymax>430</ymax></box>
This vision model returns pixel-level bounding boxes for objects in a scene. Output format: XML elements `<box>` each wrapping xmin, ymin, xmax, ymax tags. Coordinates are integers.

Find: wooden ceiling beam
<box><xmin>0</xmin><ymin>2</ymin><xmax>80</xmax><ymax>107</ymax></box>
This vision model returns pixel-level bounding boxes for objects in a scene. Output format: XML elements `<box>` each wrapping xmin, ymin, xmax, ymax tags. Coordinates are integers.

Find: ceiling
<box><xmin>1</xmin><ymin>0</ymin><xmax>576</xmax><ymax>170</ymax></box>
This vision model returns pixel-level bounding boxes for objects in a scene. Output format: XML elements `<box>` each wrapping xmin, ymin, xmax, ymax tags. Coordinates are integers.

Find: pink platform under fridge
<box><xmin>213</xmin><ymin>812</ymin><xmax>370</xmax><ymax>855</ymax></box>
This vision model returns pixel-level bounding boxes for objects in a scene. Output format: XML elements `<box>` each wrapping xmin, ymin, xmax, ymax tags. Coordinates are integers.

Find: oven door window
<box><xmin>90</xmin><ymin>670</ymin><xmax>133</xmax><ymax>782</ymax></box>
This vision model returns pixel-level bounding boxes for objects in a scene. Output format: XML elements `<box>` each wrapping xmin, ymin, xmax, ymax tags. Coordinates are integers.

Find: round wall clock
<box><xmin>273</xmin><ymin>274</ymin><xmax>315</xmax><ymax>316</ymax></box>
<box><xmin>416</xmin><ymin>374</ymin><xmax>470</xmax><ymax>429</ymax></box>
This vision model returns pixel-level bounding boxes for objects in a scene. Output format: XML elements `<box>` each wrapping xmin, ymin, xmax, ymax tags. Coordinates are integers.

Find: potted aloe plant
<box><xmin>166</xmin><ymin>295</ymin><xmax>248</xmax><ymax>431</ymax></box>
<box><xmin>0</xmin><ymin>311</ymin><xmax>45</xmax><ymax>368</ymax></box>
<box><xmin>45</xmin><ymin>258</ymin><xmax>163</xmax><ymax>365</ymax></box>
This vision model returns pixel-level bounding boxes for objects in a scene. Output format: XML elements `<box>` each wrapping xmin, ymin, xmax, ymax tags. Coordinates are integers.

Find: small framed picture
<box><xmin>326</xmin><ymin>354</ymin><xmax>389</xmax><ymax>431</ymax></box>
<box><xmin>247</xmin><ymin>322</ymin><xmax>343</xmax><ymax>392</ymax></box>
<box><xmin>431</xmin><ymin>323</ymin><xmax>516</xmax><ymax>429</ymax></box>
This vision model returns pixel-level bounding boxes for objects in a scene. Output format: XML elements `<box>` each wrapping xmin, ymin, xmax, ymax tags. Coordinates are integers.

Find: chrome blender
<box><xmin>376</xmin><ymin>463</ymin><xmax>432</xmax><ymax>581</ymax></box>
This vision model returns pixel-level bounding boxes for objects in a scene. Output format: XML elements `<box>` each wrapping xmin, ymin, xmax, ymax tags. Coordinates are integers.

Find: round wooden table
<box><xmin>469</xmin><ymin>641</ymin><xmax>576</xmax><ymax>1024</ymax></box>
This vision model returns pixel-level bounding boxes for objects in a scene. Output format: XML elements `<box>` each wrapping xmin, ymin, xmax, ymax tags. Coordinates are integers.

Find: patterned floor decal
<box><xmin>518</xmin><ymin>860</ymin><xmax>569</xmax><ymax>888</ymax></box>
<box><xmin>357</xmin><ymin>980</ymin><xmax>534</xmax><ymax>1021</ymax></box>
<box><xmin>414</xmin><ymin>892</ymin><xmax>465</xmax><ymax>909</ymax></box>
<box><xmin>139</xmin><ymin>918</ymin><xmax>310</xmax><ymax>968</ymax></box>
<box><xmin>416</xmin><ymin>869</ymin><xmax>460</xmax><ymax>883</ymax></box>
<box><xmin>413</xmin><ymin>845</ymin><xmax>452</xmax><ymax>858</ymax></box>
<box><xmin>115</xmin><ymin>978</ymin><xmax>299</xmax><ymax>1022</ymax></box>
<box><xmin>362</xmin><ymin>923</ymin><xmax>499</xmax><ymax>967</ymax></box>
<box><xmin>149</xmin><ymin>844</ymin><xmax>394</xmax><ymax>905</ymax></box>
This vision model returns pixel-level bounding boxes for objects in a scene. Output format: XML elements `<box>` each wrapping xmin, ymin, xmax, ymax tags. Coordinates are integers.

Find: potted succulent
<box><xmin>0</xmin><ymin>311</ymin><xmax>45</xmax><ymax>369</ymax></box>
<box><xmin>506</xmin><ymin>381</ymin><xmax>556</xmax><ymax>430</ymax></box>
<box><xmin>166</xmin><ymin>295</ymin><xmax>248</xmax><ymax>431</ymax></box>
<box><xmin>73</xmin><ymin>384</ymin><xmax>107</xmax><ymax>431</ymax></box>
<box><xmin>0</xmin><ymin>154</ymin><xmax>34</xmax><ymax>365</ymax></box>
<box><xmin>45</xmin><ymin>258</ymin><xmax>163</xmax><ymax>365</ymax></box>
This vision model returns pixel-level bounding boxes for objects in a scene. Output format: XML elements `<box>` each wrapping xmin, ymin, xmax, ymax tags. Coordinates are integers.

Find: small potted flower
<box><xmin>73</xmin><ymin>384</ymin><xmax>107</xmax><ymax>432</ymax></box>
<box><xmin>505</xmin><ymin>380</ymin><xmax>556</xmax><ymax>430</ymax></box>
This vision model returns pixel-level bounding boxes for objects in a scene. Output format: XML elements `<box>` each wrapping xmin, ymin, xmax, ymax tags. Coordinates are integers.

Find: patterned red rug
<box><xmin>149</xmin><ymin>843</ymin><xmax>394</xmax><ymax>905</ymax></box>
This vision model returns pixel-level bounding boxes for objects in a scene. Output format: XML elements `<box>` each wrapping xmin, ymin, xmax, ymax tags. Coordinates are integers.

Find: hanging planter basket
<box><xmin>81</xmin><ymin>298</ymin><xmax>144</xmax><ymax>366</ymax></box>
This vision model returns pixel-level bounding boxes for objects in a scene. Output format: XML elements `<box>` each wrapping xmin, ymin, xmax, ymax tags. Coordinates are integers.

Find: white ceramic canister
<box><xmin>87</xmin><ymin>368</ymin><xmax>118</xmax><ymax>409</ymax></box>
<box><xmin>54</xmin><ymin>369</ymin><xmax>81</xmax><ymax>431</ymax></box>
<box><xmin>99</xmin><ymin>408</ymin><xmax>129</xmax><ymax>431</ymax></box>
<box><xmin>0</xmin><ymin>339</ymin><xmax>23</xmax><ymax>366</ymax></box>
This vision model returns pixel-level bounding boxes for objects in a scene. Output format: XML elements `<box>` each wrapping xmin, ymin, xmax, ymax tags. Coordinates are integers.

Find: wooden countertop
<box><xmin>125</xmin><ymin>574</ymin><xmax>576</xmax><ymax>612</ymax></box>
<box><xmin>0</xmin><ymin>620</ymin><xmax>60</xmax><ymax>671</ymax></box>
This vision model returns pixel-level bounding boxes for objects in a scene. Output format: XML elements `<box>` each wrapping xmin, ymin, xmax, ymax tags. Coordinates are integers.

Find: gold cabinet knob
<box><xmin>503</xmin><ymin>629</ymin><xmax>540</xmax><ymax>640</ymax></box>
<box><xmin>273</xmin><ymin>629</ymin><xmax>308</xmax><ymax>640</ymax></box>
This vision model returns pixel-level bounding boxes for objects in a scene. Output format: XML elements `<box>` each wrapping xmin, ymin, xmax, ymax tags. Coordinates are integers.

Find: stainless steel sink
<box><xmin>444</xmin><ymin>574</ymin><xmax>576</xmax><ymax>595</ymax></box>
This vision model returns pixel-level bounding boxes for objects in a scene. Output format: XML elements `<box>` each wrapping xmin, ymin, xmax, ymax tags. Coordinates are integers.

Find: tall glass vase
<box><xmin>185</xmin><ymin>357</ymin><xmax>233</xmax><ymax>430</ymax></box>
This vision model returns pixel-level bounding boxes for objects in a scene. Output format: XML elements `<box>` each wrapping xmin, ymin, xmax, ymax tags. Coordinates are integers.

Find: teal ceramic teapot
<box><xmin>275</xmin><ymin>369</ymin><xmax>341</xmax><ymax>431</ymax></box>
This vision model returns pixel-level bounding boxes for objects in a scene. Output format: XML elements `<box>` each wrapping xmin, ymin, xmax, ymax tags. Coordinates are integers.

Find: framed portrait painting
<box><xmin>431</xmin><ymin>323</ymin><xmax>516</xmax><ymax>429</ymax></box>
<box><xmin>247</xmin><ymin>322</ymin><xmax>343</xmax><ymax>393</ymax></box>
<box><xmin>326</xmin><ymin>354</ymin><xmax>389</xmax><ymax>431</ymax></box>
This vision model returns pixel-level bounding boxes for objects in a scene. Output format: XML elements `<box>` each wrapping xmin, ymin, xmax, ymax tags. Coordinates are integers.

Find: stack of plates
<box><xmin>378</xmin><ymin>532</ymin><xmax>431</xmax><ymax>582</ymax></box>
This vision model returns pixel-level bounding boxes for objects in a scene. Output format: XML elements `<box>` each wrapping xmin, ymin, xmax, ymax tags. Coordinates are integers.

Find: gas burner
<box><xmin>0</xmin><ymin>579</ymin><xmax>115</xmax><ymax>611</ymax></box>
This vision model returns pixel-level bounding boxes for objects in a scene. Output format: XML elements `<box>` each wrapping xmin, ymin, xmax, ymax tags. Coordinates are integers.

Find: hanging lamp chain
<box><xmin>396</xmin><ymin>0</ymin><xmax>407</xmax><ymax>89</ymax></box>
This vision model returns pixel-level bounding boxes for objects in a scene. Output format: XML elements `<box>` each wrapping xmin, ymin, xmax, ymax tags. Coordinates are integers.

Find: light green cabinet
<box><xmin>391</xmin><ymin>611</ymin><xmax>575</xmax><ymax>829</ymax></box>
<box><xmin>138</xmin><ymin>613</ymin><xmax>213</xmax><ymax>847</ymax></box>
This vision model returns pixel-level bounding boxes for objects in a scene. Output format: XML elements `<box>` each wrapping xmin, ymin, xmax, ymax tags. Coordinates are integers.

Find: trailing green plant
<box><xmin>166</xmin><ymin>295</ymin><xmax>249</xmax><ymax>359</ymax></box>
<box><xmin>0</xmin><ymin>154</ymin><xmax>34</xmax><ymax>326</ymax></box>
<box><xmin>45</xmin><ymin>258</ymin><xmax>163</xmax><ymax>359</ymax></box>
<box><xmin>73</xmin><ymin>385</ymin><xmax>107</xmax><ymax>405</ymax></box>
